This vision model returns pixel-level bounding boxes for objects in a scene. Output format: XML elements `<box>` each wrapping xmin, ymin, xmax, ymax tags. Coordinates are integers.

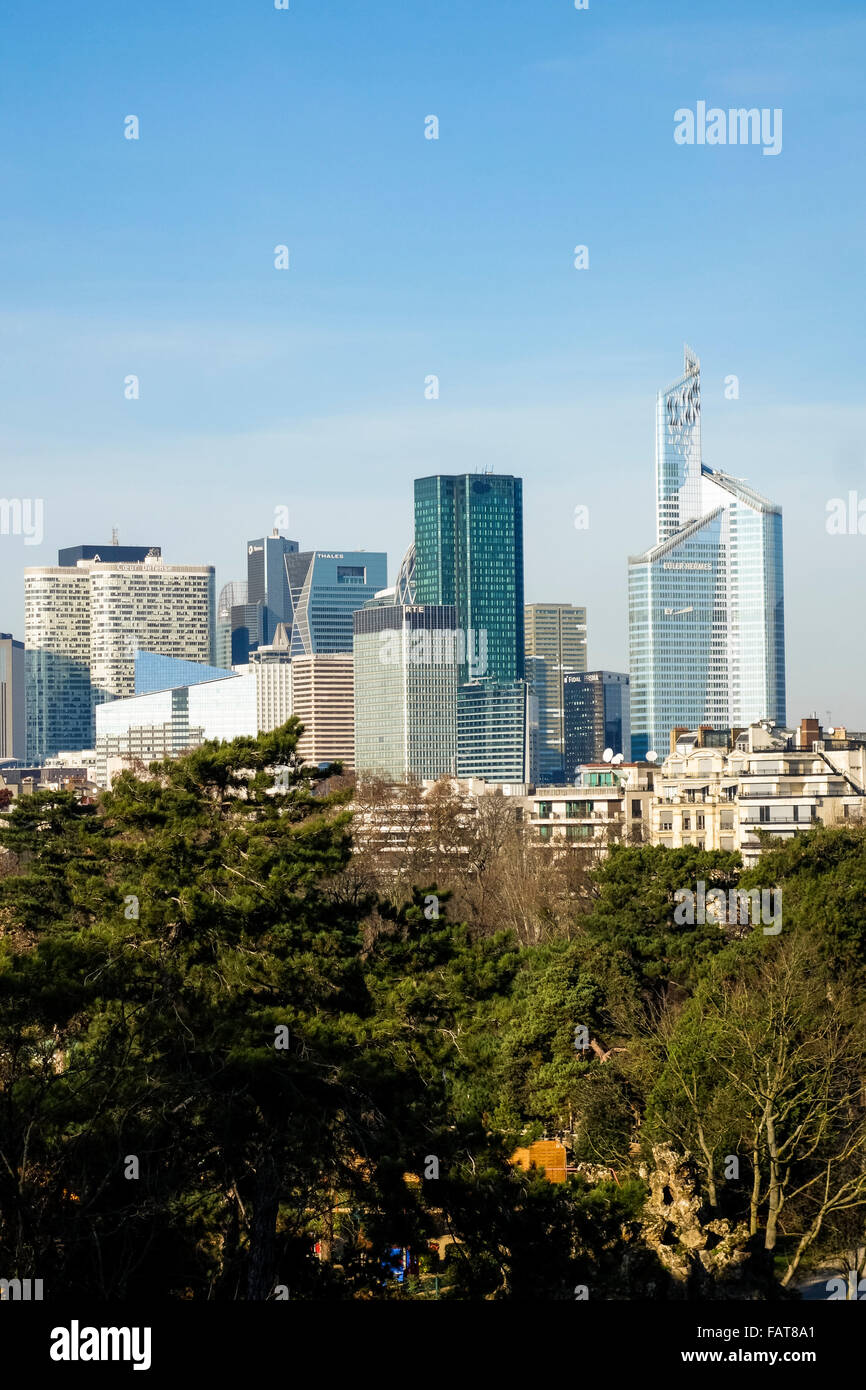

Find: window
<box><xmin>697</xmin><ymin>815</ymin><xmax>705</xmax><ymax>830</ymax></box>
<box><xmin>537</xmin><ymin>801</ymin><xmax>552</xmax><ymax>818</ymax></box>
<box><xmin>661</xmin><ymin>817</ymin><xmax>673</xmax><ymax>832</ymax></box>
<box><xmin>759</xmin><ymin>806</ymin><xmax>770</xmax><ymax>823</ymax></box>
<box><xmin>683</xmin><ymin>816</ymin><xmax>691</xmax><ymax>830</ymax></box>
<box><xmin>631</xmin><ymin>799</ymin><xmax>642</xmax><ymax>818</ymax></box>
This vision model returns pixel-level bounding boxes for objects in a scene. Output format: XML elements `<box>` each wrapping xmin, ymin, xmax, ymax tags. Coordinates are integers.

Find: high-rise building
<box><xmin>216</xmin><ymin>580</ymin><xmax>248</xmax><ymax>668</ymax></box>
<box><xmin>0</xmin><ymin>633</ymin><xmax>25</xmax><ymax>760</ymax></box>
<box><xmin>290</xmin><ymin>653</ymin><xmax>354</xmax><ymax>770</ymax></box>
<box><xmin>414</xmin><ymin>474</ymin><xmax>524</xmax><ymax>684</ymax></box>
<box><xmin>456</xmin><ymin>680</ymin><xmax>537</xmax><ymax>784</ymax></box>
<box><xmin>25</xmin><ymin>551</ymin><xmax>215</xmax><ymax>760</ymax></box>
<box><xmin>246</xmin><ymin>531</ymin><xmax>299</xmax><ymax>648</ymax></box>
<box><xmin>353</xmin><ymin>604</ymin><xmax>458</xmax><ymax>781</ymax></box>
<box><xmin>286</xmin><ymin>551</ymin><xmax>388</xmax><ymax>657</ymax></box>
<box><xmin>525</xmin><ymin>603</ymin><xmax>588</xmax><ymax>782</ymax></box>
<box><xmin>563</xmin><ymin>671</ymin><xmax>631</xmax><ymax>774</ymax></box>
<box><xmin>628</xmin><ymin>348</ymin><xmax>786</xmax><ymax>760</ymax></box>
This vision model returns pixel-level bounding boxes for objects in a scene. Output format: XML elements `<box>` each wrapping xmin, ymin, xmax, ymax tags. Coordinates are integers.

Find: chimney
<box><xmin>799</xmin><ymin>717</ymin><xmax>821</xmax><ymax>749</ymax></box>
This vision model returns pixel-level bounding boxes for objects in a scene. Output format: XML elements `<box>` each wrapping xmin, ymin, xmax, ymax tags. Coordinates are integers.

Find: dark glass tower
<box><xmin>564</xmin><ymin>671</ymin><xmax>631</xmax><ymax>774</ymax></box>
<box><xmin>413</xmin><ymin>474</ymin><xmax>524</xmax><ymax>684</ymax></box>
<box><xmin>246</xmin><ymin>532</ymin><xmax>299</xmax><ymax>647</ymax></box>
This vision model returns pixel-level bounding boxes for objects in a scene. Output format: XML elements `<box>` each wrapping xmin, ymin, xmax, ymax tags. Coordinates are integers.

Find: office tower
<box><xmin>246</xmin><ymin>531</ymin><xmax>299</xmax><ymax>648</ymax></box>
<box><xmin>563</xmin><ymin>671</ymin><xmax>631</xmax><ymax>773</ymax></box>
<box><xmin>216</xmin><ymin>580</ymin><xmax>248</xmax><ymax>668</ymax></box>
<box><xmin>628</xmin><ymin>348</ymin><xmax>786</xmax><ymax>761</ymax></box>
<box><xmin>58</xmin><ymin>544</ymin><xmax>159</xmax><ymax>566</ymax></box>
<box><xmin>290</xmin><ymin>653</ymin><xmax>354</xmax><ymax>770</ymax></box>
<box><xmin>0</xmin><ymin>634</ymin><xmax>25</xmax><ymax>760</ymax></box>
<box><xmin>286</xmin><ymin>551</ymin><xmax>388</xmax><ymax>657</ymax></box>
<box><xmin>25</xmin><ymin>551</ymin><xmax>215</xmax><ymax>760</ymax></box>
<box><xmin>353</xmin><ymin>604</ymin><xmax>458</xmax><ymax>780</ymax></box>
<box><xmin>525</xmin><ymin>603</ymin><xmax>588</xmax><ymax>782</ymax></box>
<box><xmin>414</xmin><ymin>474</ymin><xmax>524</xmax><ymax>684</ymax></box>
<box><xmin>456</xmin><ymin>680</ymin><xmax>538</xmax><ymax>784</ymax></box>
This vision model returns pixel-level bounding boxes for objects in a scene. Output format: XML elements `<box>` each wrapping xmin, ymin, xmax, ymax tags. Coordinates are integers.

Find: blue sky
<box><xmin>1</xmin><ymin>0</ymin><xmax>865</xmax><ymax>724</ymax></box>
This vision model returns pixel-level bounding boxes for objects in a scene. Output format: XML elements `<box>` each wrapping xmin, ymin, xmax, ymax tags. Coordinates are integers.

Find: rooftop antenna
<box><xmin>111</xmin><ymin>527</ymin><xmax>119</xmax><ymax>546</ymax></box>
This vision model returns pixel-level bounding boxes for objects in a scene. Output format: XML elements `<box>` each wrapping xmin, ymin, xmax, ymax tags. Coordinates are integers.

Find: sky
<box><xmin>1</xmin><ymin>0</ymin><xmax>864</xmax><ymax>725</ymax></box>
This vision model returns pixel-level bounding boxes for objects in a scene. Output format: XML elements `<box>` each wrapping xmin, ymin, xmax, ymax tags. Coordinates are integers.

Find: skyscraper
<box><xmin>286</xmin><ymin>550</ymin><xmax>388</xmax><ymax>656</ymax></box>
<box><xmin>628</xmin><ymin>348</ymin><xmax>786</xmax><ymax>760</ymax></box>
<box><xmin>353</xmin><ymin>603</ymin><xmax>458</xmax><ymax>781</ymax></box>
<box><xmin>525</xmin><ymin>603</ymin><xmax>588</xmax><ymax>782</ymax></box>
<box><xmin>456</xmin><ymin>680</ymin><xmax>538</xmax><ymax>784</ymax></box>
<box><xmin>25</xmin><ymin>551</ymin><xmax>215</xmax><ymax>760</ymax></box>
<box><xmin>414</xmin><ymin>474</ymin><xmax>528</xmax><ymax>782</ymax></box>
<box><xmin>0</xmin><ymin>634</ymin><xmax>25</xmax><ymax>761</ymax></box>
<box><xmin>216</xmin><ymin>579</ymin><xmax>249</xmax><ymax>668</ymax></box>
<box><xmin>563</xmin><ymin>671</ymin><xmax>631</xmax><ymax>773</ymax></box>
<box><xmin>414</xmin><ymin>474</ymin><xmax>524</xmax><ymax>684</ymax></box>
<box><xmin>246</xmin><ymin>531</ymin><xmax>299</xmax><ymax>648</ymax></box>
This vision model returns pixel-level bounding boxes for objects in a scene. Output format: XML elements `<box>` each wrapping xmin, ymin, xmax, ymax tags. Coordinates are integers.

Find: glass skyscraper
<box><xmin>563</xmin><ymin>671</ymin><xmax>631</xmax><ymax>774</ymax></box>
<box><xmin>414</xmin><ymin>474</ymin><xmax>528</xmax><ymax>783</ymax></box>
<box><xmin>628</xmin><ymin>348</ymin><xmax>786</xmax><ymax>760</ymax></box>
<box><xmin>286</xmin><ymin>550</ymin><xmax>388</xmax><ymax>656</ymax></box>
<box><xmin>414</xmin><ymin>474</ymin><xmax>524</xmax><ymax>684</ymax></box>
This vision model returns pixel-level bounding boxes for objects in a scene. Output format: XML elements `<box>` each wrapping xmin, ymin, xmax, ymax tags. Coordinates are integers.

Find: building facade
<box><xmin>290</xmin><ymin>653</ymin><xmax>354</xmax><ymax>770</ymax></box>
<box><xmin>93</xmin><ymin>659</ymin><xmax>292</xmax><ymax>787</ymax></box>
<box><xmin>414</xmin><ymin>474</ymin><xmax>524</xmax><ymax>684</ymax></box>
<box><xmin>628</xmin><ymin>347</ymin><xmax>786</xmax><ymax>760</ymax></box>
<box><xmin>286</xmin><ymin>551</ymin><xmax>388</xmax><ymax>658</ymax></box>
<box><xmin>353</xmin><ymin>604</ymin><xmax>458</xmax><ymax>781</ymax></box>
<box><xmin>563</xmin><ymin>671</ymin><xmax>631</xmax><ymax>773</ymax></box>
<box><xmin>456</xmin><ymin>680</ymin><xmax>537</xmax><ymax>784</ymax></box>
<box><xmin>25</xmin><ymin>552</ymin><xmax>215</xmax><ymax>760</ymax></box>
<box><xmin>0</xmin><ymin>633</ymin><xmax>25</xmax><ymax>761</ymax></box>
<box><xmin>525</xmin><ymin>603</ymin><xmax>588</xmax><ymax>781</ymax></box>
<box><xmin>243</xmin><ymin>531</ymin><xmax>299</xmax><ymax>656</ymax></box>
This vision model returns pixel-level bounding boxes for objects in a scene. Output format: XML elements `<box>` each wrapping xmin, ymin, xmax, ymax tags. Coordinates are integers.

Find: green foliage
<box><xmin>583</xmin><ymin>844</ymin><xmax>743</xmax><ymax>1001</ymax></box>
<box><xmin>3</xmin><ymin>736</ymin><xmax>864</xmax><ymax>1300</ymax></box>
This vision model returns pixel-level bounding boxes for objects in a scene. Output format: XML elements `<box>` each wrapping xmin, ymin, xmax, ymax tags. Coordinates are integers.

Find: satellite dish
<box><xmin>646</xmin><ymin>750</ymin><xmax>658</xmax><ymax>763</ymax></box>
<box><xmin>602</xmin><ymin>748</ymin><xmax>614</xmax><ymax>763</ymax></box>
<box><xmin>612</xmin><ymin>753</ymin><xmax>624</xmax><ymax>765</ymax></box>
<box><xmin>827</xmin><ymin>728</ymin><xmax>835</xmax><ymax>736</ymax></box>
